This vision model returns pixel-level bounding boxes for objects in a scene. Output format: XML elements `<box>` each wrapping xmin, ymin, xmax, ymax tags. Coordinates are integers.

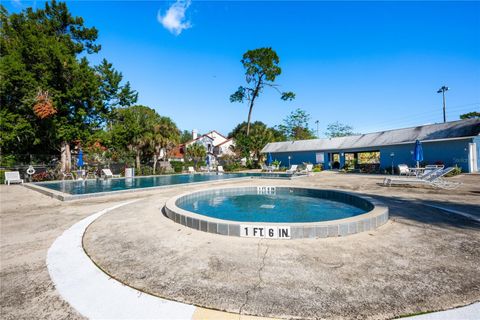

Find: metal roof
<box><xmin>262</xmin><ymin>118</ymin><xmax>480</xmax><ymax>153</ymax></box>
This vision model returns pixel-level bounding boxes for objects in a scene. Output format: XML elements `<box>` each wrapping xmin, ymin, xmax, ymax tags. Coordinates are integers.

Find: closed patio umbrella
<box><xmin>205</xmin><ymin>155</ymin><xmax>210</xmax><ymax>171</ymax></box>
<box><xmin>413</xmin><ymin>140</ymin><xmax>423</xmax><ymax>168</ymax></box>
<box><xmin>77</xmin><ymin>149</ymin><xmax>84</xmax><ymax>168</ymax></box>
<box><xmin>267</xmin><ymin>153</ymin><xmax>273</xmax><ymax>166</ymax></box>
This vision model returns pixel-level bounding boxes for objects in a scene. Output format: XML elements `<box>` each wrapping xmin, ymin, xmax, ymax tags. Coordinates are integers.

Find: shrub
<box><xmin>224</xmin><ymin>163</ymin><xmax>244</xmax><ymax>172</ymax></box>
<box><xmin>138</xmin><ymin>166</ymin><xmax>153</xmax><ymax>176</ymax></box>
<box><xmin>170</xmin><ymin>161</ymin><xmax>184</xmax><ymax>173</ymax></box>
<box><xmin>0</xmin><ymin>155</ymin><xmax>17</xmax><ymax>167</ymax></box>
<box><xmin>312</xmin><ymin>164</ymin><xmax>323</xmax><ymax>172</ymax></box>
<box><xmin>0</xmin><ymin>170</ymin><xmax>5</xmax><ymax>184</ymax></box>
<box><xmin>445</xmin><ymin>165</ymin><xmax>462</xmax><ymax>177</ymax></box>
<box><xmin>32</xmin><ymin>171</ymin><xmax>51</xmax><ymax>182</ymax></box>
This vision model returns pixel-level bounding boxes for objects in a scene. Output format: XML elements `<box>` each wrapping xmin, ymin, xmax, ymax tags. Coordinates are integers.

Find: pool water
<box><xmin>177</xmin><ymin>189</ymin><xmax>367</xmax><ymax>223</ymax></box>
<box><xmin>35</xmin><ymin>172</ymin><xmax>292</xmax><ymax>195</ymax></box>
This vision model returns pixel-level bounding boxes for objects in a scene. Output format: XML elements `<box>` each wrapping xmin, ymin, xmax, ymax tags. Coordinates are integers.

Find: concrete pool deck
<box><xmin>1</xmin><ymin>172</ymin><xmax>479</xmax><ymax>319</ymax></box>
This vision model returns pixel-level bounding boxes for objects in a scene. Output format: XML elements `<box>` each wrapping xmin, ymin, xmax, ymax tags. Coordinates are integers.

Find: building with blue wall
<box><xmin>261</xmin><ymin>119</ymin><xmax>480</xmax><ymax>173</ymax></box>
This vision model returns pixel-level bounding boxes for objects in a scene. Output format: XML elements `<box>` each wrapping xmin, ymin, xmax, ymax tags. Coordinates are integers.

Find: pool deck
<box><xmin>1</xmin><ymin>171</ymin><xmax>479</xmax><ymax>319</ymax></box>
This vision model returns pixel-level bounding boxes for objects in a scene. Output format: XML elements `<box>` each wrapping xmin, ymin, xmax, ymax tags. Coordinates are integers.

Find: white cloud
<box><xmin>157</xmin><ymin>0</ymin><xmax>192</xmax><ymax>36</ymax></box>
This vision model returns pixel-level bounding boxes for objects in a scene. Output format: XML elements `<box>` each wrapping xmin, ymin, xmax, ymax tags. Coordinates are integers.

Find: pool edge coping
<box><xmin>164</xmin><ymin>186</ymin><xmax>389</xmax><ymax>239</ymax></box>
<box><xmin>23</xmin><ymin>172</ymin><xmax>308</xmax><ymax>201</ymax></box>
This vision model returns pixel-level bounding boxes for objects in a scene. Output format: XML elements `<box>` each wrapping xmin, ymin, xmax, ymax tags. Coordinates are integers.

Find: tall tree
<box><xmin>229</xmin><ymin>47</ymin><xmax>295</xmax><ymax>136</ymax></box>
<box><xmin>460</xmin><ymin>111</ymin><xmax>480</xmax><ymax>119</ymax></box>
<box><xmin>325</xmin><ymin>121</ymin><xmax>357</xmax><ymax>138</ymax></box>
<box><xmin>278</xmin><ymin>108</ymin><xmax>316</xmax><ymax>140</ymax></box>
<box><xmin>180</xmin><ymin>130</ymin><xmax>193</xmax><ymax>143</ymax></box>
<box><xmin>110</xmin><ymin>105</ymin><xmax>159</xmax><ymax>170</ymax></box>
<box><xmin>95</xmin><ymin>59</ymin><xmax>138</xmax><ymax>123</ymax></box>
<box><xmin>0</xmin><ymin>1</ymin><xmax>136</xmax><ymax>171</ymax></box>
<box><xmin>229</xmin><ymin>121</ymin><xmax>284</xmax><ymax>161</ymax></box>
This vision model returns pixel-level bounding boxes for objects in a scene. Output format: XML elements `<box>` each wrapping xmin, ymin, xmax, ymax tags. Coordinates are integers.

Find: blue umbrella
<box><xmin>77</xmin><ymin>149</ymin><xmax>84</xmax><ymax>168</ymax></box>
<box><xmin>205</xmin><ymin>155</ymin><xmax>210</xmax><ymax>167</ymax></box>
<box><xmin>267</xmin><ymin>153</ymin><xmax>273</xmax><ymax>166</ymax></box>
<box><xmin>412</xmin><ymin>140</ymin><xmax>423</xmax><ymax>167</ymax></box>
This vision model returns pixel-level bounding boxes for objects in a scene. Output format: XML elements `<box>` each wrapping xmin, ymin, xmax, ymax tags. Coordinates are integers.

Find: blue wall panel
<box><xmin>268</xmin><ymin>138</ymin><xmax>475</xmax><ymax>172</ymax></box>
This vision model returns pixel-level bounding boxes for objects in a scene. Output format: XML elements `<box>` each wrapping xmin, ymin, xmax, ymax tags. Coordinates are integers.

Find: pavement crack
<box><xmin>238</xmin><ymin>239</ymin><xmax>269</xmax><ymax>318</ymax></box>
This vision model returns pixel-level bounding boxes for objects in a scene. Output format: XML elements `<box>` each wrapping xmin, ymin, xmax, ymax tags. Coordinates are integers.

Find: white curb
<box><xmin>47</xmin><ymin>200</ymin><xmax>196</xmax><ymax>319</ymax></box>
<box><xmin>406</xmin><ymin>302</ymin><xmax>480</xmax><ymax>319</ymax></box>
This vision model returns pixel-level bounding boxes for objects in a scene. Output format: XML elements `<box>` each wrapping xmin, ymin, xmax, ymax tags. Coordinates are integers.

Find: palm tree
<box><xmin>185</xmin><ymin>143</ymin><xmax>206</xmax><ymax>169</ymax></box>
<box><xmin>150</xmin><ymin>117</ymin><xmax>180</xmax><ymax>174</ymax></box>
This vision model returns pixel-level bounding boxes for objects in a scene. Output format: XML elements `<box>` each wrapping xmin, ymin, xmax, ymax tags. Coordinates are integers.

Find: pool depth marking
<box><xmin>241</xmin><ymin>225</ymin><xmax>291</xmax><ymax>239</ymax></box>
<box><xmin>46</xmin><ymin>200</ymin><xmax>196</xmax><ymax>319</ymax></box>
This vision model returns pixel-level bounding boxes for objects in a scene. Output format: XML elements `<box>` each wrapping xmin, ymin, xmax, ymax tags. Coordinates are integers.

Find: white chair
<box><xmin>4</xmin><ymin>171</ymin><xmax>23</xmax><ymax>185</ymax></box>
<box><xmin>102</xmin><ymin>168</ymin><xmax>121</xmax><ymax>178</ymax></box>
<box><xmin>188</xmin><ymin>166</ymin><xmax>195</xmax><ymax>174</ymax></box>
<box><xmin>398</xmin><ymin>164</ymin><xmax>410</xmax><ymax>176</ymax></box>
<box><xmin>300</xmin><ymin>164</ymin><xmax>314</xmax><ymax>174</ymax></box>
<box><xmin>286</xmin><ymin>164</ymin><xmax>298</xmax><ymax>174</ymax></box>
<box><xmin>217</xmin><ymin>165</ymin><xmax>225</xmax><ymax>173</ymax></box>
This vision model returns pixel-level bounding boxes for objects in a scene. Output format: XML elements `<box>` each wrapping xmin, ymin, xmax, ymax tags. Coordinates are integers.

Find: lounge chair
<box><xmin>4</xmin><ymin>171</ymin><xmax>23</xmax><ymax>185</ymax></box>
<box><xmin>188</xmin><ymin>166</ymin><xmax>195</xmax><ymax>174</ymax></box>
<box><xmin>286</xmin><ymin>165</ymin><xmax>298</xmax><ymax>174</ymax></box>
<box><xmin>217</xmin><ymin>166</ymin><xmax>224</xmax><ymax>174</ymax></box>
<box><xmin>383</xmin><ymin>167</ymin><xmax>461</xmax><ymax>190</ymax></box>
<box><xmin>102</xmin><ymin>168</ymin><xmax>121</xmax><ymax>178</ymax></box>
<box><xmin>300</xmin><ymin>164</ymin><xmax>314</xmax><ymax>174</ymax></box>
<box><xmin>261</xmin><ymin>164</ymin><xmax>274</xmax><ymax>172</ymax></box>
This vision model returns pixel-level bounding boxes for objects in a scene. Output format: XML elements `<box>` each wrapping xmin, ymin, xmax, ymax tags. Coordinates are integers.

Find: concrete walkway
<box><xmin>48</xmin><ymin>199</ymin><xmax>479</xmax><ymax>320</ymax></box>
<box><xmin>2</xmin><ymin>172</ymin><xmax>479</xmax><ymax>319</ymax></box>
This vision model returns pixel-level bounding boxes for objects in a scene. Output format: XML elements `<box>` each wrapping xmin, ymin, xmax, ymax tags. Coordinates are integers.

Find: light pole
<box><xmin>437</xmin><ymin>86</ymin><xmax>449</xmax><ymax>123</ymax></box>
<box><xmin>390</xmin><ymin>152</ymin><xmax>395</xmax><ymax>175</ymax></box>
<box><xmin>315</xmin><ymin>120</ymin><xmax>319</xmax><ymax>138</ymax></box>
<box><xmin>288</xmin><ymin>155</ymin><xmax>291</xmax><ymax>168</ymax></box>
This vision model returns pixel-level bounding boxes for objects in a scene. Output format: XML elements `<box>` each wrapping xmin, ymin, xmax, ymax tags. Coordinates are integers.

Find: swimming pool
<box><xmin>177</xmin><ymin>187</ymin><xmax>368</xmax><ymax>223</ymax></box>
<box><xmin>32</xmin><ymin>172</ymin><xmax>295</xmax><ymax>196</ymax></box>
<box><xmin>165</xmin><ymin>186</ymin><xmax>389</xmax><ymax>239</ymax></box>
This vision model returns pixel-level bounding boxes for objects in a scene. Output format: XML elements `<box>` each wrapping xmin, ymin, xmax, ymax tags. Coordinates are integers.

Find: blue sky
<box><xmin>6</xmin><ymin>1</ymin><xmax>480</xmax><ymax>137</ymax></box>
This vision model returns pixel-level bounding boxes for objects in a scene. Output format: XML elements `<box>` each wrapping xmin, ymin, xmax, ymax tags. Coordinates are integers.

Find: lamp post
<box><xmin>315</xmin><ymin>120</ymin><xmax>319</xmax><ymax>138</ymax></box>
<box><xmin>288</xmin><ymin>155</ymin><xmax>291</xmax><ymax>167</ymax></box>
<box><xmin>437</xmin><ymin>86</ymin><xmax>449</xmax><ymax>123</ymax></box>
<box><xmin>390</xmin><ymin>152</ymin><xmax>395</xmax><ymax>175</ymax></box>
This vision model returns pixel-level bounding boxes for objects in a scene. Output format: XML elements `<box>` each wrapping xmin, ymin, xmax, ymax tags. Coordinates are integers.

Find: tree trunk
<box><xmin>136</xmin><ymin>150</ymin><xmax>141</xmax><ymax>172</ymax></box>
<box><xmin>246</xmin><ymin>80</ymin><xmax>262</xmax><ymax>136</ymax></box>
<box><xmin>153</xmin><ymin>155</ymin><xmax>157</xmax><ymax>175</ymax></box>
<box><xmin>60</xmin><ymin>141</ymin><xmax>71</xmax><ymax>172</ymax></box>
<box><xmin>246</xmin><ymin>102</ymin><xmax>254</xmax><ymax>136</ymax></box>
<box><xmin>66</xmin><ymin>143</ymin><xmax>71</xmax><ymax>172</ymax></box>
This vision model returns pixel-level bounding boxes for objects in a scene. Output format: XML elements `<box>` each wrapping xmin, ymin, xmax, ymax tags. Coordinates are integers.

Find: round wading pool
<box><xmin>164</xmin><ymin>187</ymin><xmax>388</xmax><ymax>239</ymax></box>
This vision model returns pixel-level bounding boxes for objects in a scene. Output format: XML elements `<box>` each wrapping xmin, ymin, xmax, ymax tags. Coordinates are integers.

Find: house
<box><xmin>261</xmin><ymin>118</ymin><xmax>480</xmax><ymax>173</ymax></box>
<box><xmin>172</xmin><ymin>129</ymin><xmax>235</xmax><ymax>164</ymax></box>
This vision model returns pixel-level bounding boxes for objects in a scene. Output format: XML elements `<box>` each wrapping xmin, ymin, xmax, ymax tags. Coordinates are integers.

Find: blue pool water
<box><xmin>34</xmin><ymin>173</ymin><xmax>292</xmax><ymax>195</ymax></box>
<box><xmin>177</xmin><ymin>188</ymin><xmax>368</xmax><ymax>223</ymax></box>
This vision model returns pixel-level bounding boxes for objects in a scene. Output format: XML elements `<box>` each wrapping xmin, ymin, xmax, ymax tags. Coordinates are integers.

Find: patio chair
<box><xmin>383</xmin><ymin>167</ymin><xmax>461</xmax><ymax>190</ymax></box>
<box><xmin>217</xmin><ymin>165</ymin><xmax>225</xmax><ymax>174</ymax></box>
<box><xmin>300</xmin><ymin>164</ymin><xmax>314</xmax><ymax>174</ymax></box>
<box><xmin>4</xmin><ymin>171</ymin><xmax>23</xmax><ymax>185</ymax></box>
<box><xmin>188</xmin><ymin>166</ymin><xmax>195</xmax><ymax>174</ymax></box>
<box><xmin>261</xmin><ymin>164</ymin><xmax>274</xmax><ymax>172</ymax></box>
<box><xmin>286</xmin><ymin>164</ymin><xmax>298</xmax><ymax>174</ymax></box>
<box><xmin>102</xmin><ymin>168</ymin><xmax>121</xmax><ymax>178</ymax></box>
<box><xmin>398</xmin><ymin>164</ymin><xmax>410</xmax><ymax>176</ymax></box>
<box><xmin>62</xmin><ymin>171</ymin><xmax>74</xmax><ymax>180</ymax></box>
